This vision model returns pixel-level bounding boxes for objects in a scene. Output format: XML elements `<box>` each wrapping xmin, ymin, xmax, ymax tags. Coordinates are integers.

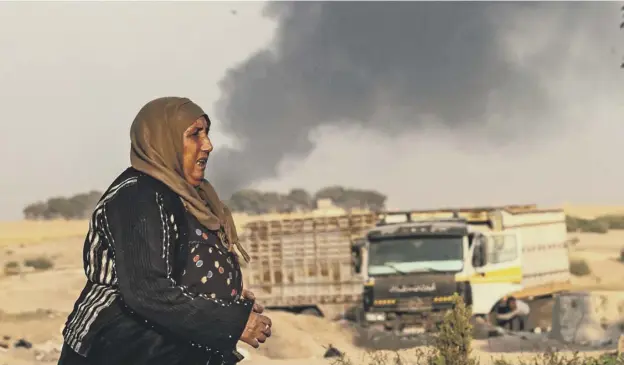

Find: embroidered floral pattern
<box><xmin>179</xmin><ymin>215</ymin><xmax>243</xmax><ymax>300</ymax></box>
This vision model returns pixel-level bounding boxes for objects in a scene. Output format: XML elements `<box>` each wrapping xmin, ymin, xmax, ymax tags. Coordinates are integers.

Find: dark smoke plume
<box><xmin>209</xmin><ymin>2</ymin><xmax>612</xmax><ymax>197</ymax></box>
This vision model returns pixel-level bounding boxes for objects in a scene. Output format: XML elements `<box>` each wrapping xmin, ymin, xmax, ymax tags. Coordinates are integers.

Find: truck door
<box><xmin>470</xmin><ymin>231</ymin><xmax>522</xmax><ymax>315</ymax></box>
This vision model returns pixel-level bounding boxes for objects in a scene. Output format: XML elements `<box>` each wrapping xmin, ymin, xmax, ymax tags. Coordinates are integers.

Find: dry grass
<box><xmin>332</xmin><ymin>295</ymin><xmax>624</xmax><ymax>365</ymax></box>
<box><xmin>231</xmin><ymin>208</ymin><xmax>372</xmax><ymax>224</ymax></box>
<box><xmin>0</xmin><ymin>209</ymin><xmax>372</xmax><ymax>246</ymax></box>
<box><xmin>23</xmin><ymin>256</ymin><xmax>55</xmax><ymax>271</ymax></box>
<box><xmin>0</xmin><ymin>220</ymin><xmax>89</xmax><ymax>246</ymax></box>
<box><xmin>1</xmin><ymin>204</ymin><xmax>621</xmax><ymax>244</ymax></box>
<box><xmin>563</xmin><ymin>205</ymin><xmax>624</xmax><ymax>220</ymax></box>
<box><xmin>3</xmin><ymin>261</ymin><xmax>20</xmax><ymax>276</ymax></box>
<box><xmin>332</xmin><ymin>349</ymin><xmax>624</xmax><ymax>365</ymax></box>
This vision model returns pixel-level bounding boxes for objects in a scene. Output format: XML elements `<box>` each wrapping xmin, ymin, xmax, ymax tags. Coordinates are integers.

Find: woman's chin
<box><xmin>190</xmin><ymin>170</ymin><xmax>206</xmax><ymax>185</ymax></box>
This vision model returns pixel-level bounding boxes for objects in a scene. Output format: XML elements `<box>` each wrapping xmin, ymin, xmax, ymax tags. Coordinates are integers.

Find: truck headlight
<box><xmin>365</xmin><ymin>312</ymin><xmax>387</xmax><ymax>322</ymax></box>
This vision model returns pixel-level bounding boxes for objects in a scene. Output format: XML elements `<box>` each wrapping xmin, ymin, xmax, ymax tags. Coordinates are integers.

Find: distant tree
<box><xmin>285</xmin><ymin>188</ymin><xmax>313</xmax><ymax>212</ymax></box>
<box><xmin>46</xmin><ymin>197</ymin><xmax>75</xmax><ymax>219</ymax></box>
<box><xmin>227</xmin><ymin>189</ymin><xmax>267</xmax><ymax>214</ymax></box>
<box><xmin>315</xmin><ymin>186</ymin><xmax>386</xmax><ymax>211</ymax></box>
<box><xmin>26</xmin><ymin>185</ymin><xmax>387</xmax><ymax>218</ymax></box>
<box><xmin>314</xmin><ymin>186</ymin><xmax>346</xmax><ymax>204</ymax></box>
<box><xmin>67</xmin><ymin>190</ymin><xmax>102</xmax><ymax>218</ymax></box>
<box><xmin>262</xmin><ymin>192</ymin><xmax>284</xmax><ymax>213</ymax></box>
<box><xmin>224</xmin><ymin>185</ymin><xmax>386</xmax><ymax>214</ymax></box>
<box><xmin>22</xmin><ymin>191</ymin><xmax>102</xmax><ymax>220</ymax></box>
<box><xmin>226</xmin><ymin>188</ymin><xmax>315</xmax><ymax>214</ymax></box>
<box><xmin>23</xmin><ymin>202</ymin><xmax>47</xmax><ymax>220</ymax></box>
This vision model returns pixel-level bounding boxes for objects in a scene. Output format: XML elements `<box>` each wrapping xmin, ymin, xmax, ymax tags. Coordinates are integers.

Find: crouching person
<box><xmin>494</xmin><ymin>296</ymin><xmax>530</xmax><ymax>331</ymax></box>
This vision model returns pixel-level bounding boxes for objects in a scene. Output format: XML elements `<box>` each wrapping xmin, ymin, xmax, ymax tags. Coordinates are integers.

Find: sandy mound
<box><xmin>239</xmin><ymin>311</ymin><xmax>358</xmax><ymax>360</ymax></box>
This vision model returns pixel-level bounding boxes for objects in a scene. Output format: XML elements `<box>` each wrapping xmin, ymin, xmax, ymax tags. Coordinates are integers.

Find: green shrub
<box><xmin>597</xmin><ymin>215</ymin><xmax>624</xmax><ymax>230</ymax></box>
<box><xmin>330</xmin><ymin>349</ymin><xmax>410</xmax><ymax>365</ymax></box>
<box><xmin>430</xmin><ymin>294</ymin><xmax>478</xmax><ymax>365</ymax></box>
<box><xmin>491</xmin><ymin>350</ymin><xmax>624</xmax><ymax>365</ymax></box>
<box><xmin>23</xmin><ymin>256</ymin><xmax>54</xmax><ymax>271</ymax></box>
<box><xmin>580</xmin><ymin>219</ymin><xmax>609</xmax><ymax>234</ymax></box>
<box><xmin>566</xmin><ymin>215</ymin><xmax>609</xmax><ymax>234</ymax></box>
<box><xmin>570</xmin><ymin>258</ymin><xmax>591</xmax><ymax>276</ymax></box>
<box><xmin>566</xmin><ymin>215</ymin><xmax>581</xmax><ymax>232</ymax></box>
<box><xmin>3</xmin><ymin>261</ymin><xmax>20</xmax><ymax>276</ymax></box>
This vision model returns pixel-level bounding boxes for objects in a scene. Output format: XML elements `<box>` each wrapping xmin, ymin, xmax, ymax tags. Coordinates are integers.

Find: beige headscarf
<box><xmin>129</xmin><ymin>96</ymin><xmax>250</xmax><ymax>263</ymax></box>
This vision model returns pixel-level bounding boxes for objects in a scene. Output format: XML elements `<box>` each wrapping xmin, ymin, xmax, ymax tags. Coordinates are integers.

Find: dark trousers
<box><xmin>497</xmin><ymin>315</ymin><xmax>529</xmax><ymax>331</ymax></box>
<box><xmin>58</xmin><ymin>338</ymin><xmax>217</xmax><ymax>365</ymax></box>
<box><xmin>58</xmin><ymin>313</ymin><xmax>230</xmax><ymax>365</ymax></box>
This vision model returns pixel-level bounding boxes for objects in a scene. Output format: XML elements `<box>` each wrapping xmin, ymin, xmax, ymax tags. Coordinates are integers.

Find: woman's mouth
<box><xmin>196</xmin><ymin>158</ymin><xmax>208</xmax><ymax>169</ymax></box>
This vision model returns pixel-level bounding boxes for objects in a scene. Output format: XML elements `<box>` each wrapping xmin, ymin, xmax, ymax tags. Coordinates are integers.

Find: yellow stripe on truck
<box><xmin>456</xmin><ymin>266</ymin><xmax>522</xmax><ymax>284</ymax></box>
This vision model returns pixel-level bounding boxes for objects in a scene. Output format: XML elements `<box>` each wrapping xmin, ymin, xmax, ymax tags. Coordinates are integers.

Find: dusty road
<box><xmin>1</xmin><ymin>228</ymin><xmax>623</xmax><ymax>365</ymax></box>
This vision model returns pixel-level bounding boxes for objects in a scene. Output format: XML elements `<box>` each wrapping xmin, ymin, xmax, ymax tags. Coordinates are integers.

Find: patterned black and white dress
<box><xmin>58</xmin><ymin>168</ymin><xmax>253</xmax><ymax>365</ymax></box>
<box><xmin>179</xmin><ymin>213</ymin><xmax>244</xmax><ymax>302</ymax></box>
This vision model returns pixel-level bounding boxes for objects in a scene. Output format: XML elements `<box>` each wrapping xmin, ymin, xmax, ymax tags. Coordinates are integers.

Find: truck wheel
<box><xmin>300</xmin><ymin>307</ymin><xmax>323</xmax><ymax>317</ymax></box>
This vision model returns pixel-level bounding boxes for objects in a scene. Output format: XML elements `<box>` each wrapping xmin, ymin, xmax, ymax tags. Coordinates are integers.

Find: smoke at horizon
<box><xmin>208</xmin><ymin>2</ymin><xmax>621</xmax><ymax>197</ymax></box>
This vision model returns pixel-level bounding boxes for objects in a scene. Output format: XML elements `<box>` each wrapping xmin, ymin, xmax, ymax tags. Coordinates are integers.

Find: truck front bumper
<box><xmin>362</xmin><ymin>306</ymin><xmax>452</xmax><ymax>334</ymax></box>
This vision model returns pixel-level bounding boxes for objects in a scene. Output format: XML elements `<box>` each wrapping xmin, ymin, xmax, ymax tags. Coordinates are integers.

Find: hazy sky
<box><xmin>1</xmin><ymin>1</ymin><xmax>623</xmax><ymax>221</ymax></box>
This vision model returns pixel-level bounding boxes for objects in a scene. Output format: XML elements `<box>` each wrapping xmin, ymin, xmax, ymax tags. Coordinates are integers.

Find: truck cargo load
<box><xmin>239</xmin><ymin>212</ymin><xmax>377</xmax><ymax>316</ymax></box>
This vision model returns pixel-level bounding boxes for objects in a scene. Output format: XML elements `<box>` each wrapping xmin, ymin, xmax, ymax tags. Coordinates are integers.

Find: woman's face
<box><xmin>182</xmin><ymin>116</ymin><xmax>213</xmax><ymax>187</ymax></box>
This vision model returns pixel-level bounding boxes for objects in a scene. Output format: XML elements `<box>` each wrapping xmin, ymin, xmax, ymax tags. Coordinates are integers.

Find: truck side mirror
<box><xmin>471</xmin><ymin>252</ymin><xmax>482</xmax><ymax>268</ymax></box>
<box><xmin>472</xmin><ymin>240</ymin><xmax>487</xmax><ymax>268</ymax></box>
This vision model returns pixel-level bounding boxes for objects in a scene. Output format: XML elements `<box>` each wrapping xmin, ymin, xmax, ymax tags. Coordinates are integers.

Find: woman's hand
<box><xmin>240</xmin><ymin>311</ymin><xmax>272</xmax><ymax>349</ymax></box>
<box><xmin>242</xmin><ymin>289</ymin><xmax>264</xmax><ymax>314</ymax></box>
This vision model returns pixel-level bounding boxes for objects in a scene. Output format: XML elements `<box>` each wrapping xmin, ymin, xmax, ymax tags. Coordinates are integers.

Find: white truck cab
<box><xmin>358</xmin><ymin>205</ymin><xmax>571</xmax><ymax>333</ymax></box>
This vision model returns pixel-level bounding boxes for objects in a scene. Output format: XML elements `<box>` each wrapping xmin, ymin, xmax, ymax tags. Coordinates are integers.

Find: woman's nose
<box><xmin>202</xmin><ymin>137</ymin><xmax>213</xmax><ymax>152</ymax></box>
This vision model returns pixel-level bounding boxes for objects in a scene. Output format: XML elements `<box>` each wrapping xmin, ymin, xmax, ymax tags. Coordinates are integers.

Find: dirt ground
<box><xmin>1</xmin><ymin>227</ymin><xmax>623</xmax><ymax>365</ymax></box>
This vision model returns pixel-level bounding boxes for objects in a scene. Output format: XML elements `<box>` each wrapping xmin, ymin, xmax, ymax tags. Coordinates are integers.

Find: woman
<box><xmin>58</xmin><ymin>97</ymin><xmax>272</xmax><ymax>365</ymax></box>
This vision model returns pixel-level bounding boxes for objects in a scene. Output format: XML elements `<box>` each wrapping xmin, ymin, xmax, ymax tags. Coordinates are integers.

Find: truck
<box><xmin>355</xmin><ymin>205</ymin><xmax>572</xmax><ymax>335</ymax></box>
<box><xmin>238</xmin><ymin>211</ymin><xmax>378</xmax><ymax>319</ymax></box>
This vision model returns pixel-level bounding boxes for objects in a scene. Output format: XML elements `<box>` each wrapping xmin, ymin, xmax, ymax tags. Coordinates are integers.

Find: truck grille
<box><xmin>396</xmin><ymin>296</ymin><xmax>433</xmax><ymax>311</ymax></box>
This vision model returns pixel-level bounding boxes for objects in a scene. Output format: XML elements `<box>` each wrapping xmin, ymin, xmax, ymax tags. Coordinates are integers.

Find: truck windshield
<box><xmin>368</xmin><ymin>236</ymin><xmax>464</xmax><ymax>274</ymax></box>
